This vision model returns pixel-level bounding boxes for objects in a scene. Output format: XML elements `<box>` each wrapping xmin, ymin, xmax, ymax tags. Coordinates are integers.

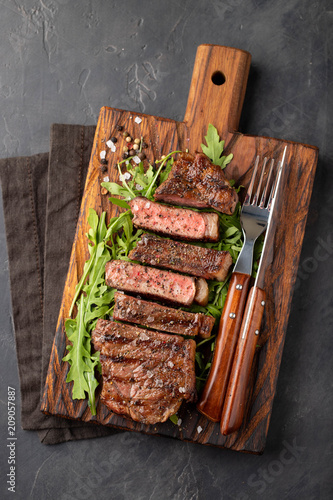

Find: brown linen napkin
<box><xmin>0</xmin><ymin>124</ymin><xmax>118</xmax><ymax>444</ymax></box>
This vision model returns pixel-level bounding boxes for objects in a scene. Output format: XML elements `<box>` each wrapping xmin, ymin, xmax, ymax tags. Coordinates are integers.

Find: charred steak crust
<box><xmin>129</xmin><ymin>233</ymin><xmax>233</xmax><ymax>281</ymax></box>
<box><xmin>105</xmin><ymin>260</ymin><xmax>208</xmax><ymax>307</ymax></box>
<box><xmin>154</xmin><ymin>152</ymin><xmax>238</xmax><ymax>215</ymax></box>
<box><xmin>92</xmin><ymin>319</ymin><xmax>197</xmax><ymax>424</ymax></box>
<box><xmin>129</xmin><ymin>196</ymin><xmax>219</xmax><ymax>242</ymax></box>
<box><xmin>113</xmin><ymin>292</ymin><xmax>215</xmax><ymax>338</ymax></box>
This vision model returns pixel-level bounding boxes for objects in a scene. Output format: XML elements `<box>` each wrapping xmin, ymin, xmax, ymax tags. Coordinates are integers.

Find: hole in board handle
<box><xmin>211</xmin><ymin>71</ymin><xmax>225</xmax><ymax>86</ymax></box>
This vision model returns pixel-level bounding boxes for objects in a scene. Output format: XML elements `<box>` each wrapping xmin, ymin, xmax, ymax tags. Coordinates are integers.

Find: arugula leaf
<box><xmin>63</xmin><ymin>298</ymin><xmax>92</xmax><ymax>400</ymax></box>
<box><xmin>64</xmin><ymin>209</ymin><xmax>146</xmax><ymax>414</ymax></box>
<box><xmin>169</xmin><ymin>414</ymin><xmax>178</xmax><ymax>425</ymax></box>
<box><xmin>101</xmin><ymin>151</ymin><xmax>180</xmax><ymax>203</ymax></box>
<box><xmin>107</xmin><ymin>197</ymin><xmax>131</xmax><ymax>210</ymax></box>
<box><xmin>201</xmin><ymin>123</ymin><xmax>233</xmax><ymax>169</ymax></box>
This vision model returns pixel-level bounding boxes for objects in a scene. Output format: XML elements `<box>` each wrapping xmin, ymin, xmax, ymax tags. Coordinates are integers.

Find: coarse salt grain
<box><xmin>134</xmin><ymin>116</ymin><xmax>142</xmax><ymax>124</ymax></box>
<box><xmin>100</xmin><ymin>150</ymin><xmax>107</xmax><ymax>159</ymax></box>
<box><xmin>106</xmin><ymin>140</ymin><xmax>116</xmax><ymax>152</ymax></box>
<box><xmin>197</xmin><ymin>426</ymin><xmax>203</xmax><ymax>434</ymax></box>
<box><xmin>177</xmin><ymin>418</ymin><xmax>182</xmax><ymax>426</ymax></box>
<box><xmin>135</xmin><ymin>184</ymin><xmax>144</xmax><ymax>191</ymax></box>
<box><xmin>179</xmin><ymin>387</ymin><xmax>186</xmax><ymax>394</ymax></box>
<box><xmin>123</xmin><ymin>172</ymin><xmax>131</xmax><ymax>180</ymax></box>
<box><xmin>133</xmin><ymin>155</ymin><xmax>141</xmax><ymax>164</ymax></box>
<box><xmin>103</xmin><ymin>176</ymin><xmax>110</xmax><ymax>182</ymax></box>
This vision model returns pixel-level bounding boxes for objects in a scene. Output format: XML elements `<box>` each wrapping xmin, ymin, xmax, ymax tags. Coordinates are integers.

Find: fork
<box><xmin>197</xmin><ymin>155</ymin><xmax>275</xmax><ymax>422</ymax></box>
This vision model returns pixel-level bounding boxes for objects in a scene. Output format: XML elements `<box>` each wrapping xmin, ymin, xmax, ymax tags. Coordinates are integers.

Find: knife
<box><xmin>220</xmin><ymin>146</ymin><xmax>287</xmax><ymax>435</ymax></box>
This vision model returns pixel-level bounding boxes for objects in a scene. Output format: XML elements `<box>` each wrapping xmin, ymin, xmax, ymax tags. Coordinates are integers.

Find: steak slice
<box><xmin>105</xmin><ymin>260</ymin><xmax>208</xmax><ymax>306</ymax></box>
<box><xmin>92</xmin><ymin>319</ymin><xmax>196</xmax><ymax>424</ymax></box>
<box><xmin>129</xmin><ymin>233</ymin><xmax>233</xmax><ymax>281</ymax></box>
<box><xmin>129</xmin><ymin>196</ymin><xmax>219</xmax><ymax>242</ymax></box>
<box><xmin>113</xmin><ymin>292</ymin><xmax>215</xmax><ymax>338</ymax></box>
<box><xmin>194</xmin><ymin>278</ymin><xmax>209</xmax><ymax>307</ymax></box>
<box><xmin>154</xmin><ymin>152</ymin><xmax>238</xmax><ymax>215</ymax></box>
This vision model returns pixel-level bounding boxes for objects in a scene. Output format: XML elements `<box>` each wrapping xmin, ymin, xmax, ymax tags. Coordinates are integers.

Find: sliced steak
<box><xmin>105</xmin><ymin>260</ymin><xmax>208</xmax><ymax>307</ymax></box>
<box><xmin>92</xmin><ymin>319</ymin><xmax>196</xmax><ymax>424</ymax></box>
<box><xmin>154</xmin><ymin>152</ymin><xmax>238</xmax><ymax>215</ymax></box>
<box><xmin>113</xmin><ymin>292</ymin><xmax>215</xmax><ymax>338</ymax></box>
<box><xmin>129</xmin><ymin>196</ymin><xmax>219</xmax><ymax>242</ymax></box>
<box><xmin>194</xmin><ymin>278</ymin><xmax>209</xmax><ymax>306</ymax></box>
<box><xmin>129</xmin><ymin>233</ymin><xmax>232</xmax><ymax>281</ymax></box>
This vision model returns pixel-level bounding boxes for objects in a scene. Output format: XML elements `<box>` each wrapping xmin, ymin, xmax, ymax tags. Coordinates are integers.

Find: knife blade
<box><xmin>220</xmin><ymin>146</ymin><xmax>287</xmax><ymax>435</ymax></box>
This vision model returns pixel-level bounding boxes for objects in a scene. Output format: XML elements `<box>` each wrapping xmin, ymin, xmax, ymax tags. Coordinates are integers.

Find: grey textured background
<box><xmin>0</xmin><ymin>1</ymin><xmax>332</xmax><ymax>499</ymax></box>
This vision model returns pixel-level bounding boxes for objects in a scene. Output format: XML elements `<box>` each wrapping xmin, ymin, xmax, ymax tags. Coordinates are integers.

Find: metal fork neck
<box><xmin>233</xmin><ymin>238</ymin><xmax>255</xmax><ymax>276</ymax></box>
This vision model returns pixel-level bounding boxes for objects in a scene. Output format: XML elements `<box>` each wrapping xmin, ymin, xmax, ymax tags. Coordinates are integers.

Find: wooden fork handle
<box><xmin>220</xmin><ymin>286</ymin><xmax>266</xmax><ymax>435</ymax></box>
<box><xmin>197</xmin><ymin>272</ymin><xmax>251</xmax><ymax>422</ymax></box>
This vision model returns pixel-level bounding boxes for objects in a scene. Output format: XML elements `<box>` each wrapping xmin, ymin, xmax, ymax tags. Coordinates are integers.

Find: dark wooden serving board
<box><xmin>41</xmin><ymin>45</ymin><xmax>318</xmax><ymax>453</ymax></box>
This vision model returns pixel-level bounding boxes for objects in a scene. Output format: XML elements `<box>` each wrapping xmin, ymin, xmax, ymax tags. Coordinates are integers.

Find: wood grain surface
<box><xmin>41</xmin><ymin>44</ymin><xmax>318</xmax><ymax>453</ymax></box>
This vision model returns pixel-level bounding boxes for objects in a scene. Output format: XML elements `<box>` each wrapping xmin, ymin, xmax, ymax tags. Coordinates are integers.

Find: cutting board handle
<box><xmin>184</xmin><ymin>45</ymin><xmax>251</xmax><ymax>148</ymax></box>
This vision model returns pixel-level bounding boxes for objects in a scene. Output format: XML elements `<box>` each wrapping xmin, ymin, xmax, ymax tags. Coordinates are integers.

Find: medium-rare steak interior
<box><xmin>129</xmin><ymin>196</ymin><xmax>219</xmax><ymax>242</ymax></box>
<box><xmin>154</xmin><ymin>152</ymin><xmax>238</xmax><ymax>215</ymax></box>
<box><xmin>105</xmin><ymin>260</ymin><xmax>208</xmax><ymax>307</ymax></box>
<box><xmin>92</xmin><ymin>319</ymin><xmax>197</xmax><ymax>424</ymax></box>
<box><xmin>129</xmin><ymin>233</ymin><xmax>233</xmax><ymax>281</ymax></box>
<box><xmin>113</xmin><ymin>292</ymin><xmax>215</xmax><ymax>338</ymax></box>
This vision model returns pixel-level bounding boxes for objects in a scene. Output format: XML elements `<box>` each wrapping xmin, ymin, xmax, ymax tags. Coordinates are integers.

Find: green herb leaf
<box><xmin>101</xmin><ymin>151</ymin><xmax>180</xmax><ymax>203</ymax></box>
<box><xmin>107</xmin><ymin>196</ymin><xmax>131</xmax><ymax>209</ymax></box>
<box><xmin>169</xmin><ymin>414</ymin><xmax>178</xmax><ymax>425</ymax></box>
<box><xmin>201</xmin><ymin>124</ymin><xmax>233</xmax><ymax>169</ymax></box>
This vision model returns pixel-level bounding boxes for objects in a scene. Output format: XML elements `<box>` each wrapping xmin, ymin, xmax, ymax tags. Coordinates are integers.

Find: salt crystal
<box><xmin>133</xmin><ymin>155</ymin><xmax>141</xmax><ymax>164</ymax></box>
<box><xmin>139</xmin><ymin>331</ymin><xmax>149</xmax><ymax>341</ymax></box>
<box><xmin>167</xmin><ymin>361</ymin><xmax>174</xmax><ymax>368</ymax></box>
<box><xmin>135</xmin><ymin>184</ymin><xmax>144</xmax><ymax>191</ymax></box>
<box><xmin>100</xmin><ymin>150</ymin><xmax>106</xmax><ymax>159</ymax></box>
<box><xmin>177</xmin><ymin>418</ymin><xmax>182</xmax><ymax>426</ymax></box>
<box><xmin>103</xmin><ymin>176</ymin><xmax>109</xmax><ymax>182</ymax></box>
<box><xmin>197</xmin><ymin>426</ymin><xmax>203</xmax><ymax>434</ymax></box>
<box><xmin>145</xmin><ymin>201</ymin><xmax>151</xmax><ymax>209</ymax></box>
<box><xmin>134</xmin><ymin>116</ymin><xmax>142</xmax><ymax>124</ymax></box>
<box><xmin>106</xmin><ymin>140</ymin><xmax>116</xmax><ymax>152</ymax></box>
<box><xmin>123</xmin><ymin>172</ymin><xmax>131</xmax><ymax>180</ymax></box>
<box><xmin>179</xmin><ymin>387</ymin><xmax>186</xmax><ymax>394</ymax></box>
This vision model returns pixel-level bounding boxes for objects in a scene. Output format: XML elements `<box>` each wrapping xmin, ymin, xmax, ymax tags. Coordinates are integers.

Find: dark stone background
<box><xmin>0</xmin><ymin>1</ymin><xmax>332</xmax><ymax>499</ymax></box>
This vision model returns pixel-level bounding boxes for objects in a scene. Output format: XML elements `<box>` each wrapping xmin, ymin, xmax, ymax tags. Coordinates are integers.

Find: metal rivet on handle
<box><xmin>261</xmin><ymin>301</ymin><xmax>265</xmax><ymax>306</ymax></box>
<box><xmin>229</xmin><ymin>313</ymin><xmax>236</xmax><ymax>319</ymax></box>
<box><xmin>236</xmin><ymin>284</ymin><xmax>243</xmax><ymax>290</ymax></box>
<box><xmin>255</xmin><ymin>330</ymin><xmax>259</xmax><ymax>335</ymax></box>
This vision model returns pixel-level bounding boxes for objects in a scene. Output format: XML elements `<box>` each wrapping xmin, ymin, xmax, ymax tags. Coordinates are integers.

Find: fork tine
<box><xmin>252</xmin><ymin>157</ymin><xmax>268</xmax><ymax>206</ymax></box>
<box><xmin>244</xmin><ymin>156</ymin><xmax>259</xmax><ymax>205</ymax></box>
<box><xmin>259</xmin><ymin>159</ymin><xmax>275</xmax><ymax>208</ymax></box>
<box><xmin>267</xmin><ymin>159</ymin><xmax>282</xmax><ymax>210</ymax></box>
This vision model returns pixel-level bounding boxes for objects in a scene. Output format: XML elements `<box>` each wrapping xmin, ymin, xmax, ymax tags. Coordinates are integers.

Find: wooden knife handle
<box><xmin>184</xmin><ymin>45</ymin><xmax>251</xmax><ymax>149</ymax></box>
<box><xmin>220</xmin><ymin>286</ymin><xmax>266</xmax><ymax>435</ymax></box>
<box><xmin>197</xmin><ymin>272</ymin><xmax>251</xmax><ymax>422</ymax></box>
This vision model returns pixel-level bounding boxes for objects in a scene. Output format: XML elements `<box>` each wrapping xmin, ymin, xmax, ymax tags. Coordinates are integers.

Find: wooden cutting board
<box><xmin>41</xmin><ymin>44</ymin><xmax>318</xmax><ymax>453</ymax></box>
